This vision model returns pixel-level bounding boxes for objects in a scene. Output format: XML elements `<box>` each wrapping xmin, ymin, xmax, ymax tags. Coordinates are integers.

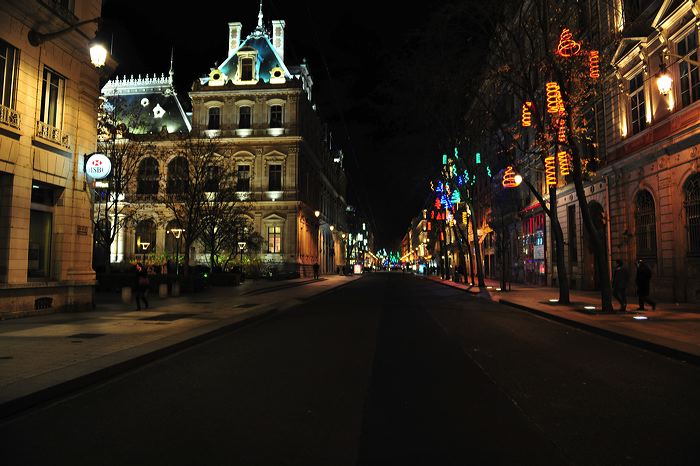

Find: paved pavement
<box><xmin>0</xmin><ymin>274</ymin><xmax>360</xmax><ymax>418</ymax></box>
<box><xmin>423</xmin><ymin>274</ymin><xmax>700</xmax><ymax>363</ymax></box>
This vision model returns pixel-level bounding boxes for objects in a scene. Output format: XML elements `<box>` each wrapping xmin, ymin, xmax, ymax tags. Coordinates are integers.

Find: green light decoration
<box><xmin>442</xmin><ymin>154</ymin><xmax>447</xmax><ymax>165</ymax></box>
<box><xmin>454</xmin><ymin>147</ymin><xmax>459</xmax><ymax>159</ymax></box>
<box><xmin>451</xmin><ymin>189</ymin><xmax>461</xmax><ymax>204</ymax></box>
<box><xmin>476</xmin><ymin>152</ymin><xmax>481</xmax><ymax>164</ymax></box>
<box><xmin>487</xmin><ymin>166</ymin><xmax>492</xmax><ymax>178</ymax></box>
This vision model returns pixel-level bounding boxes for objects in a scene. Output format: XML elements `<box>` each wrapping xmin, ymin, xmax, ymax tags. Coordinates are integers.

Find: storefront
<box><xmin>521</xmin><ymin>209</ymin><xmax>547</xmax><ymax>286</ymax></box>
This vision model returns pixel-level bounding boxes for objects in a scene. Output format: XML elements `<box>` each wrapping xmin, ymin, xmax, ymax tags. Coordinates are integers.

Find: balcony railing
<box><xmin>0</xmin><ymin>105</ymin><xmax>20</xmax><ymax>130</ymax></box>
<box><xmin>36</xmin><ymin>120</ymin><xmax>71</xmax><ymax>149</ymax></box>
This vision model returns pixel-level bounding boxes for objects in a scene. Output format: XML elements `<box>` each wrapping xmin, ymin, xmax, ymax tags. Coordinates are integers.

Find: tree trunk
<box><xmin>549</xmin><ymin>187</ymin><xmax>571</xmax><ymax>304</ymax></box>
<box><xmin>455</xmin><ymin>223</ymin><xmax>475</xmax><ymax>285</ymax></box>
<box><xmin>500</xmin><ymin>213</ymin><xmax>507</xmax><ymax>291</ymax></box>
<box><xmin>469</xmin><ymin>203</ymin><xmax>486</xmax><ymax>287</ymax></box>
<box><xmin>571</xmin><ymin>141</ymin><xmax>613</xmax><ymax>312</ymax></box>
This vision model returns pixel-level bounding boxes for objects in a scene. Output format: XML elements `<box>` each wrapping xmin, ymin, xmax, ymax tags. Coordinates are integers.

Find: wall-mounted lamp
<box><xmin>28</xmin><ymin>17</ymin><xmax>109</xmax><ymax>68</ymax></box>
<box><xmin>656</xmin><ymin>63</ymin><xmax>673</xmax><ymax>96</ymax></box>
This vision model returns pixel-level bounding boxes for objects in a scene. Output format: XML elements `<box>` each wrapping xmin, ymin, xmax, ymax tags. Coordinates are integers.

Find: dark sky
<box><xmin>99</xmin><ymin>0</ymin><xmax>448</xmax><ymax>249</ymax></box>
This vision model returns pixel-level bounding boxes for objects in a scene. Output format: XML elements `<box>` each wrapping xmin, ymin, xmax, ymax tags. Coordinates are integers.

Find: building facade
<box><xmin>0</xmin><ymin>0</ymin><xmax>102</xmax><ymax>317</ymax></box>
<box><xmin>100</xmin><ymin>7</ymin><xmax>348</xmax><ymax>277</ymax></box>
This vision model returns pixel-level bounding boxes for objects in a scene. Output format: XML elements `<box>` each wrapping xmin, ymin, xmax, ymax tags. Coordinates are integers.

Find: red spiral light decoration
<box><xmin>557</xmin><ymin>28</ymin><xmax>581</xmax><ymax>57</ymax></box>
<box><xmin>589</xmin><ymin>50</ymin><xmax>600</xmax><ymax>79</ymax></box>
<box><xmin>545</xmin><ymin>155</ymin><xmax>557</xmax><ymax>187</ymax></box>
<box><xmin>521</xmin><ymin>101</ymin><xmax>533</xmax><ymax>127</ymax></box>
<box><xmin>546</xmin><ymin>82</ymin><xmax>564</xmax><ymax>114</ymax></box>
<box><xmin>502</xmin><ymin>166</ymin><xmax>517</xmax><ymax>188</ymax></box>
<box><xmin>558</xmin><ymin>151</ymin><xmax>571</xmax><ymax>177</ymax></box>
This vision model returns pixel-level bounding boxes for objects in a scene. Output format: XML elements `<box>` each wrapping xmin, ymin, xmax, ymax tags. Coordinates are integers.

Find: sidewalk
<box><xmin>0</xmin><ymin>274</ymin><xmax>360</xmax><ymax>419</ymax></box>
<box><xmin>424</xmin><ymin>274</ymin><xmax>700</xmax><ymax>363</ymax></box>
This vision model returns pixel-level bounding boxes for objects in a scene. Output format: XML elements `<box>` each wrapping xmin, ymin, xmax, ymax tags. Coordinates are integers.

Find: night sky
<box><xmin>99</xmin><ymin>0</ymin><xmax>473</xmax><ymax>249</ymax></box>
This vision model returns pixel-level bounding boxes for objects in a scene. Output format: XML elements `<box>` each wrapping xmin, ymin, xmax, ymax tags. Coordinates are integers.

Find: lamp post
<box><xmin>167</xmin><ymin>228</ymin><xmax>184</xmax><ymax>276</ymax></box>
<box><xmin>238</xmin><ymin>241</ymin><xmax>247</xmax><ymax>265</ymax></box>
<box><xmin>140</xmin><ymin>242</ymin><xmax>150</xmax><ymax>264</ymax></box>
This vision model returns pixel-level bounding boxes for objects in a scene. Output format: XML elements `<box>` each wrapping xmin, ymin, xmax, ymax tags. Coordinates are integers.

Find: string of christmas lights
<box><xmin>557</xmin><ymin>28</ymin><xmax>581</xmax><ymax>57</ymax></box>
<box><xmin>521</xmin><ymin>101</ymin><xmax>532</xmax><ymax>127</ymax></box>
<box><xmin>545</xmin><ymin>155</ymin><xmax>557</xmax><ymax>187</ymax></box>
<box><xmin>589</xmin><ymin>50</ymin><xmax>600</xmax><ymax>78</ymax></box>
<box><xmin>502</xmin><ymin>166</ymin><xmax>517</xmax><ymax>188</ymax></box>
<box><xmin>558</xmin><ymin>151</ymin><xmax>572</xmax><ymax>176</ymax></box>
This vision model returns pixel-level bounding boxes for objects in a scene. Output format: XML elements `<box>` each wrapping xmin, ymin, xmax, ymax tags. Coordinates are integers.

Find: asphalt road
<box><xmin>2</xmin><ymin>273</ymin><xmax>700</xmax><ymax>465</ymax></box>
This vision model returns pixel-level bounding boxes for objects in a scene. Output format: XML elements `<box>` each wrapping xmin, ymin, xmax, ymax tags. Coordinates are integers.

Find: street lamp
<box><xmin>314</xmin><ymin>210</ymin><xmax>320</xmax><ymax>218</ymax></box>
<box><xmin>27</xmin><ymin>17</ymin><xmax>109</xmax><ymax>68</ymax></box>
<box><xmin>140</xmin><ymin>242</ymin><xmax>150</xmax><ymax>264</ymax></box>
<box><xmin>167</xmin><ymin>228</ymin><xmax>185</xmax><ymax>276</ymax></box>
<box><xmin>238</xmin><ymin>241</ymin><xmax>247</xmax><ymax>264</ymax></box>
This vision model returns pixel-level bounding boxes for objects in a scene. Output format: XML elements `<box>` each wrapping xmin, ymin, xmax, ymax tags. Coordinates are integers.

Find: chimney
<box><xmin>272</xmin><ymin>20</ymin><xmax>285</xmax><ymax>60</ymax></box>
<box><xmin>228</xmin><ymin>22</ymin><xmax>242</xmax><ymax>56</ymax></box>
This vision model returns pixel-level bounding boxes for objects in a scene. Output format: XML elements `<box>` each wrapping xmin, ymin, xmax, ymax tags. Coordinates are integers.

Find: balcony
<box><xmin>0</xmin><ymin>105</ymin><xmax>20</xmax><ymax>130</ymax></box>
<box><xmin>36</xmin><ymin>121</ymin><xmax>70</xmax><ymax>149</ymax></box>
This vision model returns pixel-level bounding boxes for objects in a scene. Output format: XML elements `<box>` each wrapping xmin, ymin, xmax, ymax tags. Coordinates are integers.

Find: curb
<box><xmin>0</xmin><ymin>307</ymin><xmax>279</xmax><ymax>421</ymax></box>
<box><xmin>498</xmin><ymin>298</ymin><xmax>700</xmax><ymax>367</ymax></box>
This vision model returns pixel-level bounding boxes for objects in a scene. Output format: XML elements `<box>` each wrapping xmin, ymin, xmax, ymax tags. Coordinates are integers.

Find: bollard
<box><xmin>171</xmin><ymin>281</ymin><xmax>180</xmax><ymax>297</ymax></box>
<box><xmin>121</xmin><ymin>286</ymin><xmax>132</xmax><ymax>304</ymax></box>
<box><xmin>159</xmin><ymin>283</ymin><xmax>168</xmax><ymax>298</ymax></box>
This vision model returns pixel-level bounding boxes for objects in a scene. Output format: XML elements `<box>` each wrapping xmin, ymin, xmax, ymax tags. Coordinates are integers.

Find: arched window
<box><xmin>207</xmin><ymin>107</ymin><xmax>220</xmax><ymax>130</ymax></box>
<box><xmin>635</xmin><ymin>190</ymin><xmax>657</xmax><ymax>259</ymax></box>
<box><xmin>684</xmin><ymin>174</ymin><xmax>700</xmax><ymax>255</ymax></box>
<box><xmin>239</xmin><ymin>106</ymin><xmax>251</xmax><ymax>129</ymax></box>
<box><xmin>134</xmin><ymin>219</ymin><xmax>156</xmax><ymax>254</ymax></box>
<box><xmin>137</xmin><ymin>157</ymin><xmax>159</xmax><ymax>194</ymax></box>
<box><xmin>167</xmin><ymin>157</ymin><xmax>189</xmax><ymax>194</ymax></box>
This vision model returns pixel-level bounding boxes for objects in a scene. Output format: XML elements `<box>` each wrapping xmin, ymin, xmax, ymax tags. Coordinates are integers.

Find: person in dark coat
<box><xmin>313</xmin><ymin>262</ymin><xmax>320</xmax><ymax>279</ymax></box>
<box><xmin>611</xmin><ymin>260</ymin><xmax>629</xmax><ymax>312</ymax></box>
<box><xmin>635</xmin><ymin>259</ymin><xmax>656</xmax><ymax>310</ymax></box>
<box><xmin>134</xmin><ymin>262</ymin><xmax>149</xmax><ymax>310</ymax></box>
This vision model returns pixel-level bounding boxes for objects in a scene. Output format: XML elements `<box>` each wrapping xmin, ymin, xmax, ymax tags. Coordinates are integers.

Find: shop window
<box><xmin>28</xmin><ymin>210</ymin><xmax>52</xmax><ymax>279</ymax></box>
<box><xmin>568</xmin><ymin>205</ymin><xmax>578</xmax><ymax>263</ymax></box>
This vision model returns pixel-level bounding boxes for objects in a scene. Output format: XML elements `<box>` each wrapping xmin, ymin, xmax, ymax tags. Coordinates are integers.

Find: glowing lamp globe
<box><xmin>657</xmin><ymin>68</ymin><xmax>673</xmax><ymax>96</ymax></box>
<box><xmin>89</xmin><ymin>42</ymin><xmax>108</xmax><ymax>68</ymax></box>
<box><xmin>514</xmin><ymin>174</ymin><xmax>523</xmax><ymax>186</ymax></box>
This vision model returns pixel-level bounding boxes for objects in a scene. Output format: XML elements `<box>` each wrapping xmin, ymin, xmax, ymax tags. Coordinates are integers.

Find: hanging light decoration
<box><xmin>558</xmin><ymin>119</ymin><xmax>567</xmax><ymax>143</ymax></box>
<box><xmin>558</xmin><ymin>151</ymin><xmax>572</xmax><ymax>176</ymax></box>
<box><xmin>545</xmin><ymin>155</ymin><xmax>557</xmax><ymax>187</ymax></box>
<box><xmin>521</xmin><ymin>101</ymin><xmax>533</xmax><ymax>127</ymax></box>
<box><xmin>502</xmin><ymin>166</ymin><xmax>517</xmax><ymax>188</ymax></box>
<box><xmin>557</xmin><ymin>28</ymin><xmax>581</xmax><ymax>57</ymax></box>
<box><xmin>589</xmin><ymin>50</ymin><xmax>600</xmax><ymax>79</ymax></box>
<box><xmin>546</xmin><ymin>82</ymin><xmax>564</xmax><ymax>114</ymax></box>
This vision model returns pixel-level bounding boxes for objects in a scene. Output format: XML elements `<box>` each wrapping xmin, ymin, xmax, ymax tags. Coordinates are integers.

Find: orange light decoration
<box><xmin>502</xmin><ymin>166</ymin><xmax>517</xmax><ymax>188</ymax></box>
<box><xmin>521</xmin><ymin>101</ymin><xmax>533</xmax><ymax>127</ymax></box>
<box><xmin>589</xmin><ymin>50</ymin><xmax>600</xmax><ymax>79</ymax></box>
<box><xmin>558</xmin><ymin>151</ymin><xmax>572</xmax><ymax>176</ymax></box>
<box><xmin>545</xmin><ymin>155</ymin><xmax>557</xmax><ymax>187</ymax></box>
<box><xmin>557</xmin><ymin>28</ymin><xmax>581</xmax><ymax>57</ymax></box>
<box><xmin>546</xmin><ymin>82</ymin><xmax>564</xmax><ymax>114</ymax></box>
<box><xmin>558</xmin><ymin>119</ymin><xmax>567</xmax><ymax>143</ymax></box>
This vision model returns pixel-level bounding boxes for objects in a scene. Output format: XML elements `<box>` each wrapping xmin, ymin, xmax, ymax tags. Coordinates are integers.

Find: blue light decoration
<box><xmin>435</xmin><ymin>181</ymin><xmax>444</xmax><ymax>193</ymax></box>
<box><xmin>476</xmin><ymin>152</ymin><xmax>481</xmax><ymax>164</ymax></box>
<box><xmin>457</xmin><ymin>175</ymin><xmax>464</xmax><ymax>186</ymax></box>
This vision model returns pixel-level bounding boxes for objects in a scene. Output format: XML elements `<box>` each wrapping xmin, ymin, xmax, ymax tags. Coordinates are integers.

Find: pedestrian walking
<box><xmin>313</xmin><ymin>262</ymin><xmax>320</xmax><ymax>279</ymax></box>
<box><xmin>611</xmin><ymin>259</ymin><xmax>629</xmax><ymax>312</ymax></box>
<box><xmin>635</xmin><ymin>259</ymin><xmax>656</xmax><ymax>310</ymax></box>
<box><xmin>134</xmin><ymin>262</ymin><xmax>149</xmax><ymax>310</ymax></box>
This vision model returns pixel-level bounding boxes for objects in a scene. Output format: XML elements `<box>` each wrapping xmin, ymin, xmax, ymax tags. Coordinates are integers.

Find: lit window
<box><xmin>40</xmin><ymin>67</ymin><xmax>65</xmax><ymax>128</ymax></box>
<box><xmin>629</xmin><ymin>72</ymin><xmax>646</xmax><ymax>135</ymax></box>
<box><xmin>677</xmin><ymin>30</ymin><xmax>700</xmax><ymax>107</ymax></box>
<box><xmin>0</xmin><ymin>39</ymin><xmax>19</xmax><ymax>110</ymax></box>
<box><xmin>267</xmin><ymin>225</ymin><xmax>281</xmax><ymax>253</ymax></box>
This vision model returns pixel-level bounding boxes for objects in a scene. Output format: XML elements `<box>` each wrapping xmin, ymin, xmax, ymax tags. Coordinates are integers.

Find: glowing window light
<box><xmin>546</xmin><ymin>82</ymin><xmax>564</xmax><ymax>114</ymax></box>
<box><xmin>545</xmin><ymin>155</ymin><xmax>557</xmax><ymax>187</ymax></box>
<box><xmin>558</xmin><ymin>151</ymin><xmax>571</xmax><ymax>176</ymax></box>
<box><xmin>557</xmin><ymin>28</ymin><xmax>581</xmax><ymax>57</ymax></box>
<box><xmin>502</xmin><ymin>165</ymin><xmax>517</xmax><ymax>188</ymax></box>
<box><xmin>589</xmin><ymin>50</ymin><xmax>600</xmax><ymax>79</ymax></box>
<box><xmin>521</xmin><ymin>101</ymin><xmax>533</xmax><ymax>127</ymax></box>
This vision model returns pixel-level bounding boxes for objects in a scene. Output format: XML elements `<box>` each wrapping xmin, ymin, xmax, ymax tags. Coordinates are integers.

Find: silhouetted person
<box><xmin>635</xmin><ymin>259</ymin><xmax>656</xmax><ymax>310</ymax></box>
<box><xmin>134</xmin><ymin>263</ymin><xmax>149</xmax><ymax>310</ymax></box>
<box><xmin>313</xmin><ymin>262</ymin><xmax>320</xmax><ymax>279</ymax></box>
<box><xmin>612</xmin><ymin>259</ymin><xmax>629</xmax><ymax>312</ymax></box>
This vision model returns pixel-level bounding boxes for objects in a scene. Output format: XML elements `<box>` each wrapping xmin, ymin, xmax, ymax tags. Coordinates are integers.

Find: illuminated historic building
<box><xmin>0</xmin><ymin>0</ymin><xmax>103</xmax><ymax>317</ymax></box>
<box><xmin>100</xmin><ymin>5</ymin><xmax>348</xmax><ymax>277</ymax></box>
